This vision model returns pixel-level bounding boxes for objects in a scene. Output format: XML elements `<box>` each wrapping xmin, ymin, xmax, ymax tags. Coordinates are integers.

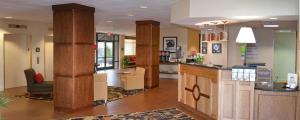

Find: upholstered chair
<box><xmin>94</xmin><ymin>73</ymin><xmax>108</xmax><ymax>102</ymax></box>
<box><xmin>120</xmin><ymin>67</ymin><xmax>145</xmax><ymax>90</ymax></box>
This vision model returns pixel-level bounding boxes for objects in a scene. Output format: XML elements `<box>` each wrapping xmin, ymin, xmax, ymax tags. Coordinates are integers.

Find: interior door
<box><xmin>44</xmin><ymin>36</ymin><xmax>53</xmax><ymax>81</ymax></box>
<box><xmin>4</xmin><ymin>34</ymin><xmax>31</xmax><ymax>89</ymax></box>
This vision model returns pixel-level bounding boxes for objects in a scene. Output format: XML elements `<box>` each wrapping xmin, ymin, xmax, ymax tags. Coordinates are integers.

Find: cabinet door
<box><xmin>221</xmin><ymin>80</ymin><xmax>236</xmax><ymax>120</ymax></box>
<box><xmin>236</xmin><ymin>81</ymin><xmax>254</xmax><ymax>120</ymax></box>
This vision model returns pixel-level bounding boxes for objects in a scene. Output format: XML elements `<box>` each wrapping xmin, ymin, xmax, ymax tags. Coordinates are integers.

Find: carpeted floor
<box><xmin>94</xmin><ymin>86</ymin><xmax>144</xmax><ymax>106</ymax></box>
<box><xmin>15</xmin><ymin>86</ymin><xmax>144</xmax><ymax>106</ymax></box>
<box><xmin>68</xmin><ymin>108</ymin><xmax>194</xmax><ymax>120</ymax></box>
<box><xmin>15</xmin><ymin>93</ymin><xmax>52</xmax><ymax>101</ymax></box>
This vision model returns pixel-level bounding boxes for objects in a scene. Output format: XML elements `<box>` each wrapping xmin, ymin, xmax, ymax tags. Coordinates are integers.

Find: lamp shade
<box><xmin>236</xmin><ymin>27</ymin><xmax>256</xmax><ymax>43</ymax></box>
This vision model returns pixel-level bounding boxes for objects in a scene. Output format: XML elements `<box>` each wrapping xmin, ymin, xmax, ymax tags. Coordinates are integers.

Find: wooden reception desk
<box><xmin>178</xmin><ymin>63</ymin><xmax>255</xmax><ymax>120</ymax></box>
<box><xmin>178</xmin><ymin>63</ymin><xmax>225</xmax><ymax>119</ymax></box>
<box><xmin>179</xmin><ymin>63</ymin><xmax>300</xmax><ymax>120</ymax></box>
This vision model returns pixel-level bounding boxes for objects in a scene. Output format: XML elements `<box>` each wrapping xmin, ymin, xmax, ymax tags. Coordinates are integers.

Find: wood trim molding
<box><xmin>136</xmin><ymin>20</ymin><xmax>160</xmax><ymax>25</ymax></box>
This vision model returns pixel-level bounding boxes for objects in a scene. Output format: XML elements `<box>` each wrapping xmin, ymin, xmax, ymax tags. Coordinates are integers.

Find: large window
<box><xmin>124</xmin><ymin>39</ymin><xmax>136</xmax><ymax>55</ymax></box>
<box><xmin>96</xmin><ymin>33</ymin><xmax>119</xmax><ymax>70</ymax></box>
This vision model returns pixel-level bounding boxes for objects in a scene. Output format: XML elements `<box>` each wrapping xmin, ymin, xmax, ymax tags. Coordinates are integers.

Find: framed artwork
<box><xmin>212</xmin><ymin>43</ymin><xmax>222</xmax><ymax>53</ymax></box>
<box><xmin>163</xmin><ymin>37</ymin><xmax>177</xmax><ymax>53</ymax></box>
<box><xmin>201</xmin><ymin>42</ymin><xmax>208</xmax><ymax>54</ymax></box>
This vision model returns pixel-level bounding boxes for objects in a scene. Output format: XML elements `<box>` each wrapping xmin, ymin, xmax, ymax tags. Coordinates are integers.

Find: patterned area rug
<box><xmin>94</xmin><ymin>86</ymin><xmax>144</xmax><ymax>106</ymax></box>
<box><xmin>15</xmin><ymin>86</ymin><xmax>143</xmax><ymax>104</ymax></box>
<box><xmin>68</xmin><ymin>108</ymin><xmax>194</xmax><ymax>120</ymax></box>
<box><xmin>15</xmin><ymin>93</ymin><xmax>52</xmax><ymax>101</ymax></box>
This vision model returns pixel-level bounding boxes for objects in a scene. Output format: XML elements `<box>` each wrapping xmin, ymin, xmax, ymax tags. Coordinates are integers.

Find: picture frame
<box><xmin>212</xmin><ymin>43</ymin><xmax>222</xmax><ymax>53</ymax></box>
<box><xmin>201</xmin><ymin>42</ymin><xmax>208</xmax><ymax>54</ymax></box>
<box><xmin>163</xmin><ymin>37</ymin><xmax>177</xmax><ymax>53</ymax></box>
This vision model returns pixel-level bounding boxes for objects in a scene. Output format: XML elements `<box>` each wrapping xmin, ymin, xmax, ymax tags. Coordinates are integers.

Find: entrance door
<box><xmin>96</xmin><ymin>41</ymin><xmax>114</xmax><ymax>70</ymax></box>
<box><xmin>4</xmin><ymin>34</ymin><xmax>31</xmax><ymax>89</ymax></box>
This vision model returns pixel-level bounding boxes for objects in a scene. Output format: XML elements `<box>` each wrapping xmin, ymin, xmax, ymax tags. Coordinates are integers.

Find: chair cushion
<box><xmin>31</xmin><ymin>81</ymin><xmax>53</xmax><ymax>92</ymax></box>
<box><xmin>34</xmin><ymin>73</ymin><xmax>44</xmax><ymax>84</ymax></box>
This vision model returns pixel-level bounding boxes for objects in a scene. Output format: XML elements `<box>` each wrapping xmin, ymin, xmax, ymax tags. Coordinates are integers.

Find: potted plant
<box><xmin>195</xmin><ymin>53</ymin><xmax>204</xmax><ymax>64</ymax></box>
<box><xmin>122</xmin><ymin>56</ymin><xmax>130</xmax><ymax>68</ymax></box>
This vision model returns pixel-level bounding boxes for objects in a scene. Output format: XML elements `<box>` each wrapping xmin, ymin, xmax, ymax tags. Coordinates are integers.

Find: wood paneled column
<box><xmin>136</xmin><ymin>20</ymin><xmax>160</xmax><ymax>88</ymax></box>
<box><xmin>52</xmin><ymin>3</ymin><xmax>95</xmax><ymax>111</ymax></box>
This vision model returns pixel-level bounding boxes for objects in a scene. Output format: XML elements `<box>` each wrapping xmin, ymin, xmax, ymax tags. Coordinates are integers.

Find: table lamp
<box><xmin>236</xmin><ymin>27</ymin><xmax>256</xmax><ymax>66</ymax></box>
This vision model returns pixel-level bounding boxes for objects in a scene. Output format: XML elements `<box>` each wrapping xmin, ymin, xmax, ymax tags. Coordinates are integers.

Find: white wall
<box><xmin>0</xmin><ymin>19</ymin><xmax>51</xmax><ymax>91</ymax></box>
<box><xmin>227</xmin><ymin>21</ymin><xmax>297</xmax><ymax>69</ymax></box>
<box><xmin>190</xmin><ymin>0</ymin><xmax>298</xmax><ymax>18</ymax></box>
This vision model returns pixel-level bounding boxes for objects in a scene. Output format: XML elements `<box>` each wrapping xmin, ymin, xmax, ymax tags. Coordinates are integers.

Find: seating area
<box><xmin>24</xmin><ymin>68</ymin><xmax>53</xmax><ymax>97</ymax></box>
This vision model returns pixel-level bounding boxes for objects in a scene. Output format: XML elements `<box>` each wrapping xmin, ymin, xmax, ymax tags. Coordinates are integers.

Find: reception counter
<box><xmin>178</xmin><ymin>63</ymin><xmax>229</xmax><ymax>119</ymax></box>
<box><xmin>178</xmin><ymin>63</ymin><xmax>300</xmax><ymax>120</ymax></box>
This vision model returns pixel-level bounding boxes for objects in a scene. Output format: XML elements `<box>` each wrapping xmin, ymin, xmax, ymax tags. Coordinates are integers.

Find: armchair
<box><xmin>94</xmin><ymin>73</ymin><xmax>108</xmax><ymax>101</ymax></box>
<box><xmin>24</xmin><ymin>68</ymin><xmax>53</xmax><ymax>96</ymax></box>
<box><xmin>120</xmin><ymin>67</ymin><xmax>145</xmax><ymax>90</ymax></box>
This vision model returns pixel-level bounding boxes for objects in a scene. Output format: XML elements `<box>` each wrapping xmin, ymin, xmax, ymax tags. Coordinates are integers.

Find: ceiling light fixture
<box><xmin>233</xmin><ymin>16</ymin><xmax>260</xmax><ymax>20</ymax></box>
<box><xmin>264</xmin><ymin>25</ymin><xmax>279</xmax><ymax>28</ymax></box>
<box><xmin>4</xmin><ymin>16</ymin><xmax>13</xmax><ymax>19</ymax></box>
<box><xmin>106</xmin><ymin>20</ymin><xmax>113</xmax><ymax>23</ymax></box>
<box><xmin>269</xmin><ymin>17</ymin><xmax>278</xmax><ymax>20</ymax></box>
<box><xmin>140</xmin><ymin>5</ymin><xmax>148</xmax><ymax>9</ymax></box>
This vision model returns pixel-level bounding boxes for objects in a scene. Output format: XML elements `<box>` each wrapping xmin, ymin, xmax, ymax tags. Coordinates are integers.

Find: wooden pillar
<box><xmin>136</xmin><ymin>20</ymin><xmax>160</xmax><ymax>88</ymax></box>
<box><xmin>52</xmin><ymin>3</ymin><xmax>95</xmax><ymax>111</ymax></box>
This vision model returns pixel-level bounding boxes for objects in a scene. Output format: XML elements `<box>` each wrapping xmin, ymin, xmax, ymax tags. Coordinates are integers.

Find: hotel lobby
<box><xmin>0</xmin><ymin>0</ymin><xmax>299</xmax><ymax>120</ymax></box>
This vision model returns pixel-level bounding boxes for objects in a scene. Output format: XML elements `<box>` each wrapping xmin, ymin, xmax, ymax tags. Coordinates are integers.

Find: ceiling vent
<box><xmin>8</xmin><ymin>24</ymin><xmax>27</xmax><ymax>29</ymax></box>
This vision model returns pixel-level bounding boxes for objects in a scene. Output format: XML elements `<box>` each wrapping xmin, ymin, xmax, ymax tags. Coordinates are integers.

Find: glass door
<box><xmin>96</xmin><ymin>41</ymin><xmax>114</xmax><ymax>70</ymax></box>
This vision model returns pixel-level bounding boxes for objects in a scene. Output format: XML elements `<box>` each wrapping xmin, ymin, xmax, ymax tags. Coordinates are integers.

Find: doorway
<box><xmin>96</xmin><ymin>41</ymin><xmax>114</xmax><ymax>70</ymax></box>
<box><xmin>96</xmin><ymin>33</ymin><xmax>119</xmax><ymax>70</ymax></box>
<box><xmin>4</xmin><ymin>34</ymin><xmax>31</xmax><ymax>89</ymax></box>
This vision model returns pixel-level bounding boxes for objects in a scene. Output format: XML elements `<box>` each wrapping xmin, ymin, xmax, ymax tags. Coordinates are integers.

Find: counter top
<box><xmin>255</xmin><ymin>83</ymin><xmax>299</xmax><ymax>92</ymax></box>
<box><xmin>179</xmin><ymin>63</ymin><xmax>231</xmax><ymax>70</ymax></box>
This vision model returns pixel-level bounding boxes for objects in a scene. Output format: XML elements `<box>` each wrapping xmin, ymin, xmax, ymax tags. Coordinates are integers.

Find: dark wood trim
<box><xmin>125</xmin><ymin>36</ymin><xmax>136</xmax><ymax>40</ymax></box>
<box><xmin>136</xmin><ymin>20</ymin><xmax>160</xmax><ymax>25</ymax></box>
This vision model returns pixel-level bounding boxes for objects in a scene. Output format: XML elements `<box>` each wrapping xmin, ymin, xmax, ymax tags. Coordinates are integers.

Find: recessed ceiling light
<box><xmin>269</xmin><ymin>17</ymin><xmax>278</xmax><ymax>20</ymax></box>
<box><xmin>140</xmin><ymin>5</ymin><xmax>148</xmax><ymax>9</ymax></box>
<box><xmin>264</xmin><ymin>25</ymin><xmax>279</xmax><ymax>28</ymax></box>
<box><xmin>233</xmin><ymin>16</ymin><xmax>261</xmax><ymax>20</ymax></box>
<box><xmin>207</xmin><ymin>29</ymin><xmax>213</xmax><ymax>31</ymax></box>
<box><xmin>4</xmin><ymin>16</ymin><xmax>13</xmax><ymax>19</ymax></box>
<box><xmin>128</xmin><ymin>14</ymin><xmax>134</xmax><ymax>17</ymax></box>
<box><xmin>106</xmin><ymin>20</ymin><xmax>113</xmax><ymax>23</ymax></box>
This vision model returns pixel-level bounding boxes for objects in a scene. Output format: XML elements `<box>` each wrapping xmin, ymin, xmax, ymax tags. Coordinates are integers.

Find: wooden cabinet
<box><xmin>254</xmin><ymin>90</ymin><xmax>300</xmax><ymax>120</ymax></box>
<box><xmin>220</xmin><ymin>71</ymin><xmax>255</xmax><ymax>120</ymax></box>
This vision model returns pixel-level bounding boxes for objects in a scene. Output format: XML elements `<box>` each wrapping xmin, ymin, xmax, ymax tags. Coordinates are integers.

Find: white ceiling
<box><xmin>171</xmin><ymin>0</ymin><xmax>298</xmax><ymax>29</ymax></box>
<box><xmin>0</xmin><ymin>0</ymin><xmax>179</xmax><ymax>36</ymax></box>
